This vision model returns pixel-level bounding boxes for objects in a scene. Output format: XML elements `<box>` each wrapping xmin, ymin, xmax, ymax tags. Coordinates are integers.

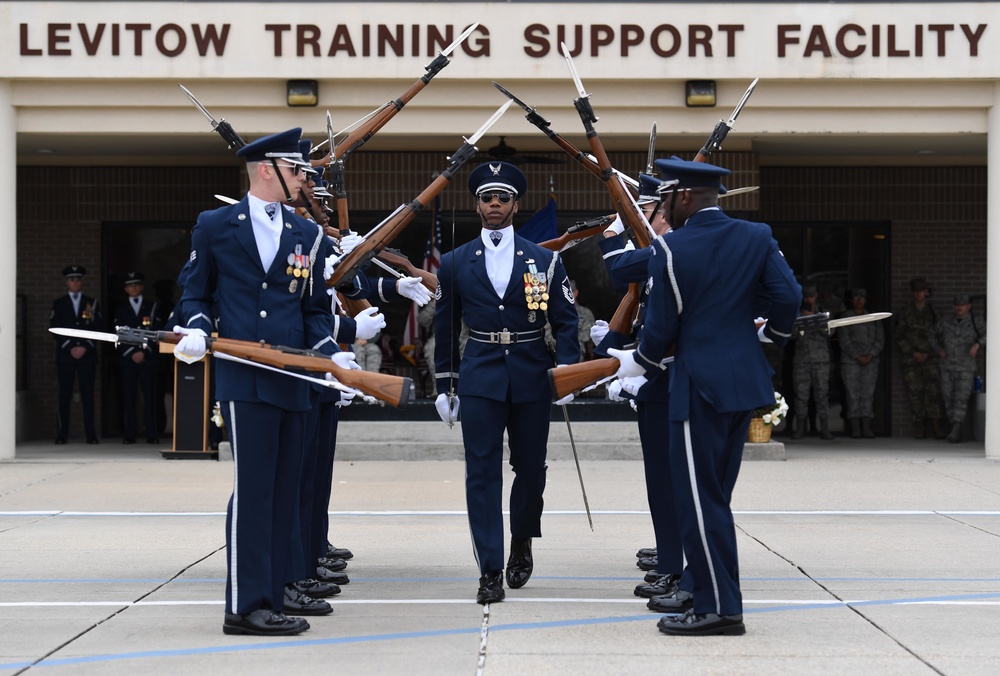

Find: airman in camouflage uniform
<box><xmin>929</xmin><ymin>293</ymin><xmax>985</xmax><ymax>443</ymax></box>
<box><xmin>895</xmin><ymin>278</ymin><xmax>944</xmax><ymax>439</ymax></box>
<box><xmin>838</xmin><ymin>288</ymin><xmax>884</xmax><ymax>438</ymax></box>
<box><xmin>790</xmin><ymin>286</ymin><xmax>833</xmax><ymax>440</ymax></box>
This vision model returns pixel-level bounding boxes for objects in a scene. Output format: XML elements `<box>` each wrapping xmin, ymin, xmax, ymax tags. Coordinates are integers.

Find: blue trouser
<box><xmin>221</xmin><ymin>401</ymin><xmax>307</xmax><ymax>615</ymax></box>
<box><xmin>669</xmin><ymin>391</ymin><xmax>748</xmax><ymax>616</ymax></box>
<box><xmin>302</xmin><ymin>398</ymin><xmax>339</xmax><ymax>570</ymax></box>
<box><xmin>461</xmin><ymin>395</ymin><xmax>549</xmax><ymax>575</ymax></box>
<box><xmin>637</xmin><ymin>401</ymin><xmax>683</xmax><ymax>576</ymax></box>
<box><xmin>56</xmin><ymin>360</ymin><xmax>96</xmax><ymax>440</ymax></box>
<box><xmin>121</xmin><ymin>359</ymin><xmax>156</xmax><ymax>440</ymax></box>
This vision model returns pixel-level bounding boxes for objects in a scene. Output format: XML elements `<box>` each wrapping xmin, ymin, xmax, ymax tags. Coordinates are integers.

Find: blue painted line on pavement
<box><xmin>2</xmin><ymin>592</ymin><xmax>1000</xmax><ymax>670</ymax></box>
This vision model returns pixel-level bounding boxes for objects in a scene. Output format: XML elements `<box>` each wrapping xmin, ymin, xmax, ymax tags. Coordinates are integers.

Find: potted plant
<box><xmin>748</xmin><ymin>391</ymin><xmax>788</xmax><ymax>443</ymax></box>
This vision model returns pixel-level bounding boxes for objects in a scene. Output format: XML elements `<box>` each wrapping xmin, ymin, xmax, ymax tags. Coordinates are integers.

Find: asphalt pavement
<box><xmin>1</xmin><ymin>430</ymin><xmax>998</xmax><ymax>675</ymax></box>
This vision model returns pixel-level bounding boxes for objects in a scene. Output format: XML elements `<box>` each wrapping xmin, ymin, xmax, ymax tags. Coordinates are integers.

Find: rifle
<box><xmin>179</xmin><ymin>84</ymin><xmax>246</xmax><ymax>150</ymax></box>
<box><xmin>314</xmin><ymin>24</ymin><xmax>479</xmax><ymax>166</ymax></box>
<box><xmin>538</xmin><ymin>214</ymin><xmax>617</xmax><ymax>253</ymax></box>
<box><xmin>548</xmin><ymin>311</ymin><xmax>893</xmax><ymax>400</ymax></box>
<box><xmin>326</xmin><ymin>100</ymin><xmax>513</xmax><ymax>289</ymax></box>
<box><xmin>377</xmin><ymin>247</ymin><xmax>438</xmax><ymax>293</ymax></box>
<box><xmin>51</xmin><ymin>326</ymin><xmax>413</xmax><ymax>408</ymax></box>
<box><xmin>694</xmin><ymin>79</ymin><xmax>758</xmax><ymax>163</ymax></box>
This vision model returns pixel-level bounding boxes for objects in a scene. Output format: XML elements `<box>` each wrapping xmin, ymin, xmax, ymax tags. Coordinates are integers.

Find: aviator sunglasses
<box><xmin>478</xmin><ymin>190</ymin><xmax>514</xmax><ymax>204</ymax></box>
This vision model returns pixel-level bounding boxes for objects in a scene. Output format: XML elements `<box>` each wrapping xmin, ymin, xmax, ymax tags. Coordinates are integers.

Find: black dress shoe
<box><xmin>55</xmin><ymin>438</ymin><xmax>67</xmax><ymax>445</ymax></box>
<box><xmin>289</xmin><ymin>578</ymin><xmax>340</xmax><ymax>598</ymax></box>
<box><xmin>122</xmin><ymin>438</ymin><xmax>135</xmax><ymax>445</ymax></box>
<box><xmin>634</xmin><ymin>573</ymin><xmax>681</xmax><ymax>599</ymax></box>
<box><xmin>636</xmin><ymin>547</ymin><xmax>657</xmax><ymax>558</ymax></box>
<box><xmin>283</xmin><ymin>586</ymin><xmax>333</xmax><ymax>616</ymax></box>
<box><xmin>643</xmin><ymin>570</ymin><xmax>662</xmax><ymax>584</ymax></box>
<box><xmin>86</xmin><ymin>438</ymin><xmax>99</xmax><ymax>445</ymax></box>
<box><xmin>477</xmin><ymin>571</ymin><xmax>505</xmax><ymax>604</ymax></box>
<box><xmin>223</xmin><ymin>609</ymin><xmax>309</xmax><ymax>636</ymax></box>
<box><xmin>636</xmin><ymin>556</ymin><xmax>658</xmax><ymax>571</ymax></box>
<box><xmin>505</xmin><ymin>537</ymin><xmax>533</xmax><ymax>589</ymax></box>
<box><xmin>315</xmin><ymin>566</ymin><xmax>349</xmax><ymax>586</ymax></box>
<box><xmin>146</xmin><ymin>438</ymin><xmax>160</xmax><ymax>445</ymax></box>
<box><xmin>318</xmin><ymin>556</ymin><xmax>347</xmax><ymax>572</ymax></box>
<box><xmin>657</xmin><ymin>609</ymin><xmax>745</xmax><ymax>636</ymax></box>
<box><xmin>326</xmin><ymin>543</ymin><xmax>354</xmax><ymax>560</ymax></box>
<box><xmin>647</xmin><ymin>588</ymin><xmax>694</xmax><ymax>613</ymax></box>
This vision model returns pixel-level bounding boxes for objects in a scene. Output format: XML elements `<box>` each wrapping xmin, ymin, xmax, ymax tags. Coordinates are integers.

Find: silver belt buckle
<box><xmin>499</xmin><ymin>329</ymin><xmax>512</xmax><ymax>345</ymax></box>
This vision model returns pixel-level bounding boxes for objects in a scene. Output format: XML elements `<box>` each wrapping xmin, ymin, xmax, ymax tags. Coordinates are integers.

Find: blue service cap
<box><xmin>654</xmin><ymin>156</ymin><xmax>730</xmax><ymax>193</ymax></box>
<box><xmin>62</xmin><ymin>264</ymin><xmax>86</xmax><ymax>279</ymax></box>
<box><xmin>123</xmin><ymin>271</ymin><xmax>145</xmax><ymax>285</ymax></box>
<box><xmin>236</xmin><ymin>127</ymin><xmax>309</xmax><ymax>165</ymax></box>
<box><xmin>636</xmin><ymin>173</ymin><xmax>662</xmax><ymax>204</ymax></box>
<box><xmin>468</xmin><ymin>161</ymin><xmax>527</xmax><ymax>198</ymax></box>
<box><xmin>298</xmin><ymin>140</ymin><xmax>319</xmax><ymax>175</ymax></box>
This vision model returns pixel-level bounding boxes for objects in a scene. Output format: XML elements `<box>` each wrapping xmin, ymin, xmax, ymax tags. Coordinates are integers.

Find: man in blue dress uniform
<box><xmin>434</xmin><ymin>161</ymin><xmax>579</xmax><ymax>604</ymax></box>
<box><xmin>596</xmin><ymin>171</ymin><xmax>687</xmax><ymax>602</ymax></box>
<box><xmin>50</xmin><ymin>264</ymin><xmax>102</xmax><ymax>444</ymax></box>
<box><xmin>113</xmin><ymin>272</ymin><xmax>163</xmax><ymax>444</ymax></box>
<box><xmin>611</xmin><ymin>158</ymin><xmax>800</xmax><ymax>636</ymax></box>
<box><xmin>176</xmin><ymin>128</ymin><xmax>341</xmax><ymax>636</ymax></box>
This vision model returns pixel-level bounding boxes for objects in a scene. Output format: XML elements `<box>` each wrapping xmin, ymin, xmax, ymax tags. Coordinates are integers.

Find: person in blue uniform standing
<box><xmin>50</xmin><ymin>264</ymin><xmax>102</xmax><ymax>444</ymax></box>
<box><xmin>595</xmin><ymin>171</ymin><xmax>687</xmax><ymax>603</ymax></box>
<box><xmin>434</xmin><ymin>161</ymin><xmax>579</xmax><ymax>604</ymax></box>
<box><xmin>113</xmin><ymin>271</ymin><xmax>162</xmax><ymax>444</ymax></box>
<box><xmin>175</xmin><ymin>128</ymin><xmax>350</xmax><ymax>637</ymax></box>
<box><xmin>611</xmin><ymin>158</ymin><xmax>800</xmax><ymax>636</ymax></box>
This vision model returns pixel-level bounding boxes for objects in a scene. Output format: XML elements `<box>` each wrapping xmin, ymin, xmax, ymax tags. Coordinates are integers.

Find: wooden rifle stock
<box><xmin>377</xmin><ymin>248</ymin><xmax>438</xmax><ymax>292</ymax></box>
<box><xmin>152</xmin><ymin>331</ymin><xmax>411</xmax><ymax>408</ymax></box>
<box><xmin>539</xmin><ymin>214</ymin><xmax>616</xmax><ymax>252</ymax></box>
<box><xmin>548</xmin><ymin>358</ymin><xmax>618</xmax><ymax>401</ymax></box>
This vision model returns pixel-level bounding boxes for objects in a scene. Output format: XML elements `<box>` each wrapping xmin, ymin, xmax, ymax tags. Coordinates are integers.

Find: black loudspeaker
<box><xmin>163</xmin><ymin>355</ymin><xmax>215</xmax><ymax>459</ymax></box>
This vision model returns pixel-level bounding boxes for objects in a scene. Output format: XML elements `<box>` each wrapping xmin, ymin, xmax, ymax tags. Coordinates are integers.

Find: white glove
<box><xmin>629</xmin><ymin>399</ymin><xmax>638</xmax><ymax>412</ymax></box>
<box><xmin>435</xmin><ymin>393</ymin><xmax>460</xmax><ymax>424</ymax></box>
<box><xmin>607</xmin><ymin>379</ymin><xmax>625</xmax><ymax>402</ymax></box>
<box><xmin>173</xmin><ymin>326</ymin><xmax>207</xmax><ymax>364</ymax></box>
<box><xmin>607</xmin><ymin>347</ymin><xmax>644</xmax><ymax>379</ymax></box>
<box><xmin>554</xmin><ymin>393</ymin><xmax>574</xmax><ymax>406</ymax></box>
<box><xmin>605</xmin><ymin>218</ymin><xmax>625</xmax><ymax>236</ymax></box>
<box><xmin>620</xmin><ymin>375</ymin><xmax>648</xmax><ymax>397</ymax></box>
<box><xmin>756</xmin><ymin>317</ymin><xmax>773</xmax><ymax>344</ymax></box>
<box><xmin>590</xmin><ymin>320</ymin><xmax>610</xmax><ymax>345</ymax></box>
<box><xmin>339</xmin><ymin>232</ymin><xmax>363</xmax><ymax>256</ymax></box>
<box><xmin>324</xmin><ymin>252</ymin><xmax>342</xmax><ymax>280</ymax></box>
<box><xmin>335</xmin><ymin>390</ymin><xmax>356</xmax><ymax>408</ymax></box>
<box><xmin>331</xmin><ymin>351</ymin><xmax>361</xmax><ymax>371</ymax></box>
<box><xmin>353</xmin><ymin>306</ymin><xmax>386</xmax><ymax>341</ymax></box>
<box><xmin>397</xmin><ymin>277</ymin><xmax>432</xmax><ymax>307</ymax></box>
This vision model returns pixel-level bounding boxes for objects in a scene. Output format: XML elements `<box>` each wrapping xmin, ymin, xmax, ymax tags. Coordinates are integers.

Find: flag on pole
<box><xmin>401</xmin><ymin>197</ymin><xmax>443</xmax><ymax>359</ymax></box>
<box><xmin>517</xmin><ymin>193</ymin><xmax>558</xmax><ymax>244</ymax></box>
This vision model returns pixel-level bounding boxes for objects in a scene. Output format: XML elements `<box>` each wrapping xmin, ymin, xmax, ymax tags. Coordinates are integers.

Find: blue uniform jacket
<box><xmin>435</xmin><ymin>234</ymin><xmax>579</xmax><ymax>403</ymax></box>
<box><xmin>598</xmin><ymin>236</ymin><xmax>669</xmax><ymax>403</ymax></box>
<box><xmin>636</xmin><ymin>209</ymin><xmax>800</xmax><ymax>419</ymax></box>
<box><xmin>179</xmin><ymin>196</ymin><xmax>335</xmax><ymax>411</ymax></box>
<box><xmin>50</xmin><ymin>294</ymin><xmax>102</xmax><ymax>365</ymax></box>
<box><xmin>113</xmin><ymin>298</ymin><xmax>163</xmax><ymax>363</ymax></box>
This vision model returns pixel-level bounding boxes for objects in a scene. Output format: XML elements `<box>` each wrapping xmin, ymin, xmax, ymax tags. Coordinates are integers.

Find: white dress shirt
<box><xmin>480</xmin><ymin>225</ymin><xmax>514</xmax><ymax>298</ymax></box>
<box><xmin>248</xmin><ymin>194</ymin><xmax>283</xmax><ymax>271</ymax></box>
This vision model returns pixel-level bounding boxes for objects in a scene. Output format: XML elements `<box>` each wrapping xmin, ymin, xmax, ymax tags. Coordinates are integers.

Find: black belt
<box><xmin>469</xmin><ymin>329</ymin><xmax>542</xmax><ymax>345</ymax></box>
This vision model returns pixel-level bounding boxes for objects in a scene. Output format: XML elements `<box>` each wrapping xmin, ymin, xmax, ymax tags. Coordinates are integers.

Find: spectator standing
<box><xmin>838</xmin><ymin>288</ymin><xmax>884</xmax><ymax>439</ymax></box>
<box><xmin>790</xmin><ymin>285</ymin><xmax>834</xmax><ymax>440</ymax></box>
<box><xmin>50</xmin><ymin>264</ymin><xmax>102</xmax><ymax>444</ymax></box>
<box><xmin>930</xmin><ymin>294</ymin><xmax>985</xmax><ymax>443</ymax></box>
<box><xmin>895</xmin><ymin>277</ymin><xmax>944</xmax><ymax>439</ymax></box>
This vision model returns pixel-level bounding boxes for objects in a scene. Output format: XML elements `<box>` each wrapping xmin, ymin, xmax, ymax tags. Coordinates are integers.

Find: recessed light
<box><xmin>37</xmin><ymin>148</ymin><xmax>55</xmax><ymax>154</ymax></box>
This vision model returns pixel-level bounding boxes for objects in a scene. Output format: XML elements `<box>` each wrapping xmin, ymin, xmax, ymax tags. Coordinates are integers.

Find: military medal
<box><xmin>289</xmin><ymin>278</ymin><xmax>298</xmax><ymax>293</ymax></box>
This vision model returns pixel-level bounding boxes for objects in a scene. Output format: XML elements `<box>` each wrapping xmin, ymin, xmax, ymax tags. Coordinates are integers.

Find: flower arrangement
<box><xmin>211</xmin><ymin>402</ymin><xmax>224</xmax><ymax>429</ymax></box>
<box><xmin>753</xmin><ymin>391</ymin><xmax>788</xmax><ymax>426</ymax></box>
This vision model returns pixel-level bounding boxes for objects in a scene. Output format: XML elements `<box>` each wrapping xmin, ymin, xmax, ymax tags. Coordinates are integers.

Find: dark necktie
<box><xmin>490</xmin><ymin>231</ymin><xmax>502</xmax><ymax>247</ymax></box>
<box><xmin>264</xmin><ymin>203</ymin><xmax>278</xmax><ymax>219</ymax></box>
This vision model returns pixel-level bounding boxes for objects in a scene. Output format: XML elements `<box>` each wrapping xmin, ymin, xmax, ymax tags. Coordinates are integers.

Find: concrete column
<box><xmin>0</xmin><ymin>81</ymin><xmax>15</xmax><ymax>459</ymax></box>
<box><xmin>987</xmin><ymin>81</ymin><xmax>1000</xmax><ymax>459</ymax></box>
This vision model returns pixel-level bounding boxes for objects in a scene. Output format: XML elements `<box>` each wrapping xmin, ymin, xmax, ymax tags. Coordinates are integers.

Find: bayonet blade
<box><xmin>726</xmin><ymin>78</ymin><xmax>758</xmax><ymax>128</ymax></box>
<box><xmin>465</xmin><ymin>100</ymin><xmax>513</xmax><ymax>146</ymax></box>
<box><xmin>326</xmin><ymin>110</ymin><xmax>337</xmax><ymax>160</ymax></box>
<box><xmin>827</xmin><ymin>311</ymin><xmax>892</xmax><ymax>330</ymax></box>
<box><xmin>493</xmin><ymin>81</ymin><xmax>534</xmax><ymax>115</ymax></box>
<box><xmin>179</xmin><ymin>84</ymin><xmax>218</xmax><ymax>127</ymax></box>
<box><xmin>645</xmin><ymin>122</ymin><xmax>657</xmax><ymax>175</ymax></box>
<box><xmin>441</xmin><ymin>22</ymin><xmax>479</xmax><ymax>57</ymax></box>
<box><xmin>560</xmin><ymin>42</ymin><xmax>589</xmax><ymax>99</ymax></box>
<box><xmin>562</xmin><ymin>405</ymin><xmax>594</xmax><ymax>531</ymax></box>
<box><xmin>719</xmin><ymin>185</ymin><xmax>759</xmax><ymax>198</ymax></box>
<box><xmin>50</xmin><ymin>327</ymin><xmax>121</xmax><ymax>344</ymax></box>
<box><xmin>215</xmin><ymin>194</ymin><xmax>239</xmax><ymax>205</ymax></box>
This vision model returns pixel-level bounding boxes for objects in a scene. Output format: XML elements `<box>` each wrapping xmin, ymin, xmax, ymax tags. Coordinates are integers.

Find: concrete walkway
<box><xmin>1</xmin><ymin>433</ymin><xmax>998</xmax><ymax>675</ymax></box>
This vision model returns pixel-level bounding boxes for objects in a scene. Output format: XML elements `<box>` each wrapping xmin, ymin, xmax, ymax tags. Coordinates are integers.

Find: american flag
<box><xmin>401</xmin><ymin>196</ymin><xmax>442</xmax><ymax>351</ymax></box>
